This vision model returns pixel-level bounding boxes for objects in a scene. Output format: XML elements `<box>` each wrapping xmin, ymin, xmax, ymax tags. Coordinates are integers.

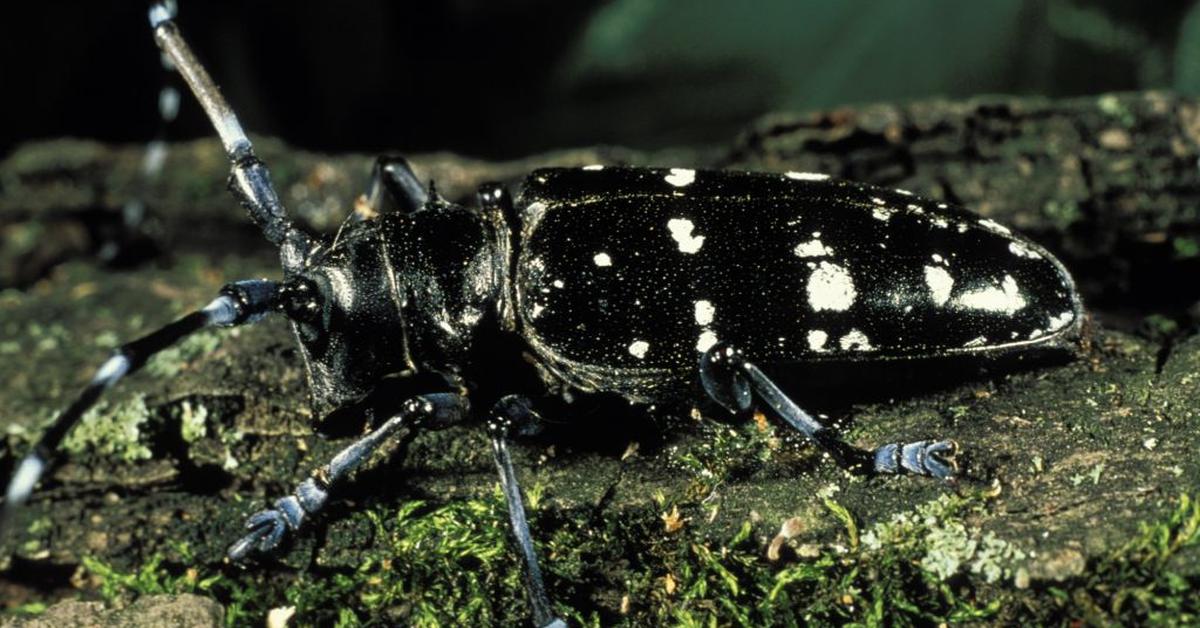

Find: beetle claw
<box><xmin>228</xmin><ymin>508</ymin><xmax>289</xmax><ymax>561</ymax></box>
<box><xmin>912</xmin><ymin>439</ymin><xmax>958</xmax><ymax>480</ymax></box>
<box><xmin>875</xmin><ymin>439</ymin><xmax>959</xmax><ymax>479</ymax></box>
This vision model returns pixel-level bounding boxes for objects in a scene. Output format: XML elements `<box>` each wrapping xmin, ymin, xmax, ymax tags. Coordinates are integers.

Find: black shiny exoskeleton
<box><xmin>2</xmin><ymin>6</ymin><xmax>1084</xmax><ymax>628</ymax></box>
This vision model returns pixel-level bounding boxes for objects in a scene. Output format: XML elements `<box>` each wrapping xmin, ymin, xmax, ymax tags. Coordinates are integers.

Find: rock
<box><xmin>3</xmin><ymin>594</ymin><xmax>222</xmax><ymax>628</ymax></box>
<box><xmin>0</xmin><ymin>92</ymin><xmax>1198</xmax><ymax>624</ymax></box>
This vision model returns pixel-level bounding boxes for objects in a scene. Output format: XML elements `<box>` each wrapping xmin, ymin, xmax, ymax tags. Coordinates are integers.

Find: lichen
<box><xmin>61</xmin><ymin>394</ymin><xmax>153</xmax><ymax>462</ymax></box>
<box><xmin>970</xmin><ymin>532</ymin><xmax>1026</xmax><ymax>584</ymax></box>
<box><xmin>177</xmin><ymin>400</ymin><xmax>208</xmax><ymax>444</ymax></box>
<box><xmin>922</xmin><ymin>519</ymin><xmax>977</xmax><ymax>579</ymax></box>
<box><xmin>858</xmin><ymin>492</ymin><xmax>1025</xmax><ymax>585</ymax></box>
<box><xmin>26</xmin><ymin>322</ymin><xmax>69</xmax><ymax>353</ymax></box>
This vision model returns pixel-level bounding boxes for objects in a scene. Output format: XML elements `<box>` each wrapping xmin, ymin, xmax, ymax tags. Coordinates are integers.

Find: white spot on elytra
<box><xmin>932</xmin><ymin>253</ymin><xmax>945</xmax><ymax>263</ymax></box>
<box><xmin>667</xmin><ymin>218</ymin><xmax>705</xmax><ymax>254</ymax></box>
<box><xmin>931</xmin><ymin>217</ymin><xmax>950</xmax><ymax>229</ymax></box>
<box><xmin>839</xmin><ymin>329</ymin><xmax>874</xmax><ymax>351</ymax></box>
<box><xmin>873</xmin><ymin>206</ymin><xmax>896</xmax><ymax>221</ymax></box>
<box><xmin>628</xmin><ymin>340</ymin><xmax>649</xmax><ymax>359</ymax></box>
<box><xmin>1008</xmin><ymin>241</ymin><xmax>1043</xmax><ymax>259</ymax></box>
<box><xmin>963</xmin><ymin>335</ymin><xmax>989</xmax><ymax>348</ymax></box>
<box><xmin>807</xmin><ymin>330</ymin><xmax>828</xmax><ymax>352</ymax></box>
<box><xmin>785</xmin><ymin>171</ymin><xmax>830</xmax><ymax>181</ymax></box>
<box><xmin>694</xmin><ymin>300</ymin><xmax>715</xmax><ymax>325</ymax></box>
<box><xmin>954</xmin><ymin>274</ymin><xmax>1026</xmax><ymax>315</ymax></box>
<box><xmin>583</xmin><ymin>164</ymin><xmax>605</xmax><ymax>171</ymax></box>
<box><xmin>924</xmin><ymin>266</ymin><xmax>954</xmax><ymax>306</ymax></box>
<box><xmin>696</xmin><ymin>330</ymin><xmax>719</xmax><ymax>353</ymax></box>
<box><xmin>793</xmin><ymin>238</ymin><xmax>833</xmax><ymax>257</ymax></box>
<box><xmin>807</xmin><ymin>262</ymin><xmax>856</xmax><ymax>311</ymax></box>
<box><xmin>593</xmin><ymin>252</ymin><xmax>612</xmax><ymax>267</ymax></box>
<box><xmin>871</xmin><ymin>197</ymin><xmax>886</xmax><ymax>206</ymax></box>
<box><xmin>978</xmin><ymin>218</ymin><xmax>1012</xmax><ymax>235</ymax></box>
<box><xmin>552</xmin><ymin>279</ymin><xmax>565</xmax><ymax>288</ymax></box>
<box><xmin>531</xmin><ymin>303</ymin><xmax>545</xmax><ymax>318</ymax></box>
<box><xmin>896</xmin><ymin>188</ymin><xmax>914</xmax><ymax>196</ymax></box>
<box><xmin>665</xmin><ymin>168</ymin><xmax>696</xmax><ymax>187</ymax></box>
<box><xmin>1047</xmin><ymin>310</ymin><xmax>1074</xmax><ymax>332</ymax></box>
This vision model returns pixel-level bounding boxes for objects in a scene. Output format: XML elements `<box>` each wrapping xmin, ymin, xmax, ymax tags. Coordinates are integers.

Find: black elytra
<box><xmin>2</xmin><ymin>5</ymin><xmax>1085</xmax><ymax>627</ymax></box>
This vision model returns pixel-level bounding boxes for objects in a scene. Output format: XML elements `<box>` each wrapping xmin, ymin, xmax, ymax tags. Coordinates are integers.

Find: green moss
<box><xmin>1140</xmin><ymin>314</ymin><xmax>1181</xmax><ymax>342</ymax></box>
<box><xmin>82</xmin><ymin>543</ymin><xmax>262</xmax><ymax>628</ymax></box>
<box><xmin>26</xmin><ymin>322</ymin><xmax>69</xmax><ymax>353</ymax></box>
<box><xmin>1064</xmin><ymin>493</ymin><xmax>1200</xmax><ymax>624</ymax></box>
<box><xmin>74</xmin><ymin>486</ymin><xmax>1200</xmax><ymax>626</ymax></box>
<box><xmin>1173</xmin><ymin>236</ymin><xmax>1200</xmax><ymax>259</ymax></box>
<box><xmin>6</xmin><ymin>602</ymin><xmax>47</xmax><ymax>617</ymax></box>
<box><xmin>290</xmin><ymin>497</ymin><xmax>530</xmax><ymax>626</ymax></box>
<box><xmin>61</xmin><ymin>395</ymin><xmax>152</xmax><ymax>462</ymax></box>
<box><xmin>670</xmin><ymin>414</ymin><xmax>779</xmax><ymax>496</ymax></box>
<box><xmin>1097</xmin><ymin>93</ymin><xmax>1136</xmax><ymax>126</ymax></box>
<box><xmin>1043</xmin><ymin>198</ymin><xmax>1082</xmax><ymax>230</ymax></box>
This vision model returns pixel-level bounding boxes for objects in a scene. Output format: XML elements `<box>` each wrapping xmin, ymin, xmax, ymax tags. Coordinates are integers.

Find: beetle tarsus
<box><xmin>229</xmin><ymin>508</ymin><xmax>289</xmax><ymax>560</ymax></box>
<box><xmin>226</xmin><ymin>392</ymin><xmax>468</xmax><ymax>561</ymax></box>
<box><xmin>873</xmin><ymin>439</ymin><xmax>959</xmax><ymax>479</ymax></box>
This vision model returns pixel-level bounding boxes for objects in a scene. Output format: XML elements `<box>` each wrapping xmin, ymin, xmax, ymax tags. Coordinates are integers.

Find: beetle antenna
<box><xmin>148</xmin><ymin>3</ymin><xmax>313</xmax><ymax>274</ymax></box>
<box><xmin>1</xmin><ymin>280</ymin><xmax>280</xmax><ymax>533</ymax></box>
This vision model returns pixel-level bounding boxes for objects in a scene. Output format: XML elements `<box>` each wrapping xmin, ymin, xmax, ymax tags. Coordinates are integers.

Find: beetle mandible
<box><xmin>2</xmin><ymin>4</ymin><xmax>1084</xmax><ymax>627</ymax></box>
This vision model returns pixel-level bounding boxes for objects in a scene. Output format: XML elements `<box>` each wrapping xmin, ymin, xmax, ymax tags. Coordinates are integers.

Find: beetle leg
<box><xmin>2</xmin><ymin>279</ymin><xmax>280</xmax><ymax>530</ymax></box>
<box><xmin>149</xmin><ymin>3</ymin><xmax>313</xmax><ymax>273</ymax></box>
<box><xmin>487</xmin><ymin>395</ymin><xmax>568</xmax><ymax>628</ymax></box>
<box><xmin>361</xmin><ymin>156</ymin><xmax>429</xmax><ymax>216</ymax></box>
<box><xmin>228</xmin><ymin>392</ymin><xmax>468</xmax><ymax>561</ymax></box>
<box><xmin>699</xmin><ymin>343</ymin><xmax>958</xmax><ymax>480</ymax></box>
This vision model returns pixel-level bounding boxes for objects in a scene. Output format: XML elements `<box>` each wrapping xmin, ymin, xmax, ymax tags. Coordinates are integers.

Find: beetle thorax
<box><xmin>384</xmin><ymin>205</ymin><xmax>510</xmax><ymax>375</ymax></box>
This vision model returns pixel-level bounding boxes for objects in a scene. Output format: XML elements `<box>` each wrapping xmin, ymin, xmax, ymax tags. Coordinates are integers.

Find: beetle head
<box><xmin>280</xmin><ymin>225</ymin><xmax>414</xmax><ymax>422</ymax></box>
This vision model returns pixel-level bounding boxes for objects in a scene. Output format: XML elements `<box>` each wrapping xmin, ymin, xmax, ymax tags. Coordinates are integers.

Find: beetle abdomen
<box><xmin>514</xmin><ymin>167</ymin><xmax>1082</xmax><ymax>400</ymax></box>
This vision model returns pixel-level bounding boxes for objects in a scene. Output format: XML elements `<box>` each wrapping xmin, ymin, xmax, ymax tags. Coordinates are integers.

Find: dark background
<box><xmin>2</xmin><ymin>0</ymin><xmax>1199</xmax><ymax>159</ymax></box>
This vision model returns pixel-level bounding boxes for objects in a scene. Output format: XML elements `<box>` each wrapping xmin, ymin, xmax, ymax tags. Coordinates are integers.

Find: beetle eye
<box><xmin>280</xmin><ymin>277</ymin><xmax>324</xmax><ymax>327</ymax></box>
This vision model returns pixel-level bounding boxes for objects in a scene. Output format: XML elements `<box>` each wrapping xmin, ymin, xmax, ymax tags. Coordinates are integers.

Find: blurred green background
<box><xmin>556</xmin><ymin>0</ymin><xmax>1193</xmax><ymax>148</ymax></box>
<box><xmin>3</xmin><ymin>0</ymin><xmax>1200</xmax><ymax>157</ymax></box>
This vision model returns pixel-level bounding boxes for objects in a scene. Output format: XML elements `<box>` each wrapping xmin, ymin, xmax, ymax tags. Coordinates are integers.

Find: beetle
<box><xmin>2</xmin><ymin>4</ymin><xmax>1084</xmax><ymax>627</ymax></box>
